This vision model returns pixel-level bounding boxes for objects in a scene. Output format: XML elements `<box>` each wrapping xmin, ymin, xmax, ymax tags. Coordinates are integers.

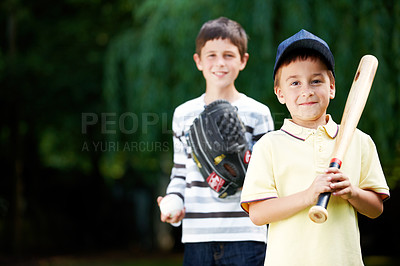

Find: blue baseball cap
<box><xmin>273</xmin><ymin>29</ymin><xmax>335</xmax><ymax>79</ymax></box>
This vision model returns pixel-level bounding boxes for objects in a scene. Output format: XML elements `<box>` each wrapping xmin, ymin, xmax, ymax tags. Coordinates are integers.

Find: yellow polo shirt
<box><xmin>241</xmin><ymin>115</ymin><xmax>390</xmax><ymax>266</ymax></box>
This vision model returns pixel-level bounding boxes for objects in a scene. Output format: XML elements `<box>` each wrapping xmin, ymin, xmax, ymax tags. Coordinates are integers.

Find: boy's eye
<box><xmin>291</xmin><ymin>81</ymin><xmax>300</xmax><ymax>86</ymax></box>
<box><xmin>311</xmin><ymin>79</ymin><xmax>322</xmax><ymax>84</ymax></box>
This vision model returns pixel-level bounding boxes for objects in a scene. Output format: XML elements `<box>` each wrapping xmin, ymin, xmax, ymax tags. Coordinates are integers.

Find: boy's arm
<box><xmin>346</xmin><ymin>188</ymin><xmax>383</xmax><ymax>218</ymax></box>
<box><xmin>248</xmin><ymin>170</ymin><xmax>333</xmax><ymax>225</ymax></box>
<box><xmin>158</xmin><ymin>111</ymin><xmax>188</xmax><ymax>225</ymax></box>
<box><xmin>250</xmin><ymin>105</ymin><xmax>274</xmax><ymax>147</ymax></box>
<box><xmin>249</xmin><ymin>191</ymin><xmax>310</xmax><ymax>226</ymax></box>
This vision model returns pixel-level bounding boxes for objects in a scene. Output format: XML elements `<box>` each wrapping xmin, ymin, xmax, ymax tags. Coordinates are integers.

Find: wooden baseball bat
<box><xmin>308</xmin><ymin>55</ymin><xmax>379</xmax><ymax>223</ymax></box>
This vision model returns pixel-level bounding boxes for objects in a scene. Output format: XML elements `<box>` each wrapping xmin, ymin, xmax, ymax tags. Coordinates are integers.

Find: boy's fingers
<box><xmin>325</xmin><ymin>167</ymin><xmax>340</xmax><ymax>173</ymax></box>
<box><xmin>337</xmin><ymin>179</ymin><xmax>350</xmax><ymax>187</ymax></box>
<box><xmin>160</xmin><ymin>208</ymin><xmax>185</xmax><ymax>224</ymax></box>
<box><xmin>157</xmin><ymin>196</ymin><xmax>163</xmax><ymax>206</ymax></box>
<box><xmin>160</xmin><ymin>213</ymin><xmax>168</xmax><ymax>222</ymax></box>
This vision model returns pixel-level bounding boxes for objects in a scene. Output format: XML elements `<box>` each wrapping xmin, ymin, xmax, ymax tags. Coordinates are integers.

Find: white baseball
<box><xmin>160</xmin><ymin>194</ymin><xmax>184</xmax><ymax>218</ymax></box>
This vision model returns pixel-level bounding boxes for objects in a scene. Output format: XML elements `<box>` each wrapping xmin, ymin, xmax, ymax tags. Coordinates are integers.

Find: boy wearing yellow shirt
<box><xmin>241</xmin><ymin>29</ymin><xmax>390</xmax><ymax>265</ymax></box>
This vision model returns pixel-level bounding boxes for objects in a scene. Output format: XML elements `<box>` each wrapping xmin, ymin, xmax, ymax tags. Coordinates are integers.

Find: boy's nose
<box><xmin>216</xmin><ymin>56</ymin><xmax>226</xmax><ymax>66</ymax></box>
<box><xmin>302</xmin><ymin>87</ymin><xmax>315</xmax><ymax>96</ymax></box>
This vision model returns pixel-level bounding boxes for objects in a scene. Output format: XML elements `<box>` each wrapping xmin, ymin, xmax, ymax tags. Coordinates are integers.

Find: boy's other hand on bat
<box><xmin>326</xmin><ymin>167</ymin><xmax>355</xmax><ymax>200</ymax></box>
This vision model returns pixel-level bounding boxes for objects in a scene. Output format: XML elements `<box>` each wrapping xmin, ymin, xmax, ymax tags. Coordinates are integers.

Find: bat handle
<box><xmin>308</xmin><ymin>158</ymin><xmax>342</xmax><ymax>223</ymax></box>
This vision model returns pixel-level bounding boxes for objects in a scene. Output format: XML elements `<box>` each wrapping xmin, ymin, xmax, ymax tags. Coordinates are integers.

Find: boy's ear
<box><xmin>239</xmin><ymin>53</ymin><xmax>249</xmax><ymax>70</ymax></box>
<box><xmin>329</xmin><ymin>80</ymin><xmax>336</xmax><ymax>99</ymax></box>
<box><xmin>193</xmin><ymin>53</ymin><xmax>203</xmax><ymax>71</ymax></box>
<box><xmin>274</xmin><ymin>86</ymin><xmax>286</xmax><ymax>104</ymax></box>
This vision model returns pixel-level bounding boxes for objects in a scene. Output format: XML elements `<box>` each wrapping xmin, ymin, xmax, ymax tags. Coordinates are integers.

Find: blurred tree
<box><xmin>0</xmin><ymin>0</ymin><xmax>139</xmax><ymax>254</ymax></box>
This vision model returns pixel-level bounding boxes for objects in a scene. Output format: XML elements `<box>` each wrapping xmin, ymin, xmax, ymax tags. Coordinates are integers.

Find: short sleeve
<box><xmin>359</xmin><ymin>133</ymin><xmax>390</xmax><ymax>200</ymax></box>
<box><xmin>240</xmin><ymin>135</ymin><xmax>278</xmax><ymax>213</ymax></box>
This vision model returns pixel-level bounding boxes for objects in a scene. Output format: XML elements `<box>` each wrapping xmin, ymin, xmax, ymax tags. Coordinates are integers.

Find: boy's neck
<box><xmin>204</xmin><ymin>86</ymin><xmax>241</xmax><ymax>105</ymax></box>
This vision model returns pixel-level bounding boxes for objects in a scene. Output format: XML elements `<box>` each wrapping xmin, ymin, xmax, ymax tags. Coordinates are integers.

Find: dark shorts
<box><xmin>183</xmin><ymin>241</ymin><xmax>266</xmax><ymax>266</ymax></box>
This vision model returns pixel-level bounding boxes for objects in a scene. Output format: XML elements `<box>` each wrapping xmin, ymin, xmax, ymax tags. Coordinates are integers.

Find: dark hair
<box><xmin>274</xmin><ymin>48</ymin><xmax>335</xmax><ymax>87</ymax></box>
<box><xmin>195</xmin><ymin>17</ymin><xmax>248</xmax><ymax>59</ymax></box>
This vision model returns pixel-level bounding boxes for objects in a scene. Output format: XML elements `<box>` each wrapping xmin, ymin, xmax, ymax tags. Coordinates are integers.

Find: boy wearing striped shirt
<box><xmin>157</xmin><ymin>17</ymin><xmax>274</xmax><ymax>265</ymax></box>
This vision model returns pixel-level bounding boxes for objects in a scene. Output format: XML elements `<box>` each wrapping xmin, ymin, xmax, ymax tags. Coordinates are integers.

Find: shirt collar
<box><xmin>280</xmin><ymin>115</ymin><xmax>339</xmax><ymax>141</ymax></box>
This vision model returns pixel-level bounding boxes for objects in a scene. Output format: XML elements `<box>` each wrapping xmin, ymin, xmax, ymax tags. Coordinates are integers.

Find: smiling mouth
<box><xmin>213</xmin><ymin>71</ymin><xmax>228</xmax><ymax>77</ymax></box>
<box><xmin>300</xmin><ymin>102</ymin><xmax>317</xmax><ymax>106</ymax></box>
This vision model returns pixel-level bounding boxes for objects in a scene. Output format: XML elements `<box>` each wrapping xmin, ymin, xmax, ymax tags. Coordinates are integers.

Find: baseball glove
<box><xmin>187</xmin><ymin>100</ymin><xmax>251</xmax><ymax>198</ymax></box>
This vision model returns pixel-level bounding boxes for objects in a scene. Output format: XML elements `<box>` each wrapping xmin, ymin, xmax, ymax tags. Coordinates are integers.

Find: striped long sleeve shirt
<box><xmin>166</xmin><ymin>93</ymin><xmax>274</xmax><ymax>243</ymax></box>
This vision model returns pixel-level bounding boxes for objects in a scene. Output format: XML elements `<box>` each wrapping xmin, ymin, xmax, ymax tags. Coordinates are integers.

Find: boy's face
<box><xmin>193</xmin><ymin>38</ymin><xmax>248</xmax><ymax>91</ymax></box>
<box><xmin>275</xmin><ymin>58</ymin><xmax>335</xmax><ymax>128</ymax></box>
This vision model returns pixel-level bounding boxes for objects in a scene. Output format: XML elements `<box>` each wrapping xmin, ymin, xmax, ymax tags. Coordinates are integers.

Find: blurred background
<box><xmin>1</xmin><ymin>0</ymin><xmax>399</xmax><ymax>265</ymax></box>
